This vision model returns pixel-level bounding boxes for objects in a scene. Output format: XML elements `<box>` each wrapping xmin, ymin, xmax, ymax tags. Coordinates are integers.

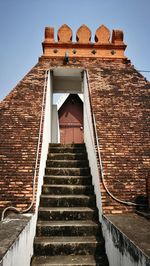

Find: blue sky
<box><xmin>0</xmin><ymin>0</ymin><xmax>150</xmax><ymax>101</ymax></box>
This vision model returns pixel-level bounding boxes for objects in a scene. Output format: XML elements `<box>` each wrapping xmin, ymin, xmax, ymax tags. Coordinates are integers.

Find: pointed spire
<box><xmin>95</xmin><ymin>25</ymin><xmax>110</xmax><ymax>43</ymax></box>
<box><xmin>76</xmin><ymin>25</ymin><xmax>91</xmax><ymax>43</ymax></box>
<box><xmin>57</xmin><ymin>24</ymin><xmax>72</xmax><ymax>43</ymax></box>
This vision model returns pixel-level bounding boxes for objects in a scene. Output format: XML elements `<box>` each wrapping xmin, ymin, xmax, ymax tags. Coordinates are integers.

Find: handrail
<box><xmin>1</xmin><ymin>70</ymin><xmax>49</xmax><ymax>221</ymax></box>
<box><xmin>85</xmin><ymin>70</ymin><xmax>146</xmax><ymax>207</ymax></box>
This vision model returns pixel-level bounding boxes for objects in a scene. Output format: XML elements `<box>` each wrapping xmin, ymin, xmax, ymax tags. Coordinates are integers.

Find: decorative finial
<box><xmin>76</xmin><ymin>25</ymin><xmax>91</xmax><ymax>43</ymax></box>
<box><xmin>57</xmin><ymin>24</ymin><xmax>72</xmax><ymax>43</ymax></box>
<box><xmin>45</xmin><ymin>27</ymin><xmax>54</xmax><ymax>42</ymax></box>
<box><xmin>95</xmin><ymin>25</ymin><xmax>110</xmax><ymax>43</ymax></box>
<box><xmin>112</xmin><ymin>30</ymin><xmax>124</xmax><ymax>44</ymax></box>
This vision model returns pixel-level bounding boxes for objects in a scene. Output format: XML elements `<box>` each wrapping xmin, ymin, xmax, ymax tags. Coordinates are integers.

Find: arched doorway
<box><xmin>58</xmin><ymin>94</ymin><xmax>83</xmax><ymax>144</ymax></box>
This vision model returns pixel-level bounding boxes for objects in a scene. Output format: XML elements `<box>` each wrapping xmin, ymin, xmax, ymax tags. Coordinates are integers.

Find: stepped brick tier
<box><xmin>31</xmin><ymin>143</ymin><xmax>109</xmax><ymax>265</ymax></box>
<box><xmin>0</xmin><ymin>24</ymin><xmax>149</xmax><ymax>216</ymax></box>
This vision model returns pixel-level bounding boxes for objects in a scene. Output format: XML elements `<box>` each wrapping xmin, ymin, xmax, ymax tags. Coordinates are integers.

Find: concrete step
<box><xmin>49</xmin><ymin>143</ymin><xmax>85</xmax><ymax>147</ymax></box>
<box><xmin>31</xmin><ymin>255</ymin><xmax>109</xmax><ymax>265</ymax></box>
<box><xmin>32</xmin><ymin>142</ymin><xmax>108</xmax><ymax>265</ymax></box>
<box><xmin>45</xmin><ymin>167</ymin><xmax>90</xmax><ymax>176</ymax></box>
<box><xmin>38</xmin><ymin>207</ymin><xmax>98</xmax><ymax>221</ymax></box>
<box><xmin>42</xmin><ymin>185</ymin><xmax>94</xmax><ymax>195</ymax></box>
<box><xmin>48</xmin><ymin>147</ymin><xmax>86</xmax><ymax>154</ymax></box>
<box><xmin>34</xmin><ymin>236</ymin><xmax>105</xmax><ymax>256</ymax></box>
<box><xmin>47</xmin><ymin>153</ymin><xmax>87</xmax><ymax>160</ymax></box>
<box><xmin>43</xmin><ymin>175</ymin><xmax>92</xmax><ymax>185</ymax></box>
<box><xmin>40</xmin><ymin>195</ymin><xmax>96</xmax><ymax>207</ymax></box>
<box><xmin>36</xmin><ymin>220</ymin><xmax>101</xmax><ymax>237</ymax></box>
<box><xmin>46</xmin><ymin>160</ymin><xmax>89</xmax><ymax>168</ymax></box>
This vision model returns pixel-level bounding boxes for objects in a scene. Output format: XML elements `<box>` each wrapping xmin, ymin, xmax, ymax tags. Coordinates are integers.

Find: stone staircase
<box><xmin>31</xmin><ymin>143</ymin><xmax>109</xmax><ymax>266</ymax></box>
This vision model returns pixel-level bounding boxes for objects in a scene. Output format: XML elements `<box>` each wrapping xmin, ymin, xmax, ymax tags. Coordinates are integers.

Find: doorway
<box><xmin>58</xmin><ymin>94</ymin><xmax>83</xmax><ymax>144</ymax></box>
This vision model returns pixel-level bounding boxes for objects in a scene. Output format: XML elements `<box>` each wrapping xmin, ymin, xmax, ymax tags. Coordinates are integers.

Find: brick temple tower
<box><xmin>0</xmin><ymin>24</ymin><xmax>149</xmax><ymax>266</ymax></box>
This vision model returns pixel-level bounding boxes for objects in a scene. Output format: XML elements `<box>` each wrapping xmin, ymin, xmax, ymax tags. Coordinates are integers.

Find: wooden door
<box><xmin>58</xmin><ymin>94</ymin><xmax>83</xmax><ymax>144</ymax></box>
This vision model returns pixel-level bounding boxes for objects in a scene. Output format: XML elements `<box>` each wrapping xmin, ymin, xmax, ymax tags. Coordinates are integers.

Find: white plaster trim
<box><xmin>102</xmin><ymin>216</ymin><xmax>149</xmax><ymax>266</ymax></box>
<box><xmin>83</xmin><ymin>71</ymin><xmax>102</xmax><ymax>221</ymax></box>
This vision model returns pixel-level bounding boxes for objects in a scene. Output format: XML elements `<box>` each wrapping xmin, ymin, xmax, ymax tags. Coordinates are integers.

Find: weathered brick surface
<box><xmin>39</xmin><ymin>57</ymin><xmax>149</xmax><ymax>214</ymax></box>
<box><xmin>0</xmin><ymin>64</ymin><xmax>47</xmax><ymax>214</ymax></box>
<box><xmin>0</xmin><ymin>55</ymin><xmax>149</xmax><ymax>215</ymax></box>
<box><xmin>87</xmin><ymin>60</ymin><xmax>150</xmax><ymax>213</ymax></box>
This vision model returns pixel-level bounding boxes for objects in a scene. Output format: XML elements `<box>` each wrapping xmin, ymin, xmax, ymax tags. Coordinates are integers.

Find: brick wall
<box><xmin>87</xmin><ymin>60</ymin><xmax>149</xmax><ymax>214</ymax></box>
<box><xmin>0</xmin><ymin>63</ymin><xmax>47</xmax><ymax>214</ymax></box>
<box><xmin>0</xmin><ymin>56</ymin><xmax>149</xmax><ymax>215</ymax></box>
<box><xmin>40</xmin><ymin>57</ymin><xmax>150</xmax><ymax>214</ymax></box>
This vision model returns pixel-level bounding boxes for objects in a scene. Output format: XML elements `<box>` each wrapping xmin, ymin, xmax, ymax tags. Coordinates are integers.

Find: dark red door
<box><xmin>58</xmin><ymin>94</ymin><xmax>83</xmax><ymax>144</ymax></box>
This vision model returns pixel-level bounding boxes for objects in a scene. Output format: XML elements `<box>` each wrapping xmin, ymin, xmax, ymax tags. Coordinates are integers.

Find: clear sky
<box><xmin>0</xmin><ymin>0</ymin><xmax>150</xmax><ymax>101</ymax></box>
